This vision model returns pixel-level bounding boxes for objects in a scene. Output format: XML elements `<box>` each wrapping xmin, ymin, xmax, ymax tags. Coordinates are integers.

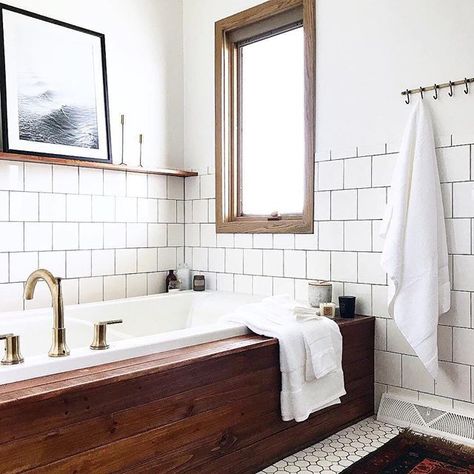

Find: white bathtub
<box><xmin>0</xmin><ymin>291</ymin><xmax>262</xmax><ymax>386</ymax></box>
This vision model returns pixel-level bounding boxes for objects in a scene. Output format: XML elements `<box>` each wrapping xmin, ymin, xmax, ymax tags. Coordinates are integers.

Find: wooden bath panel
<box><xmin>0</xmin><ymin>315</ymin><xmax>374</xmax><ymax>473</ymax></box>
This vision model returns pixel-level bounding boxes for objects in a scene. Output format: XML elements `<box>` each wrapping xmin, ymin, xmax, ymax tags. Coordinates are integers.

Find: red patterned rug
<box><xmin>342</xmin><ymin>430</ymin><xmax>474</xmax><ymax>473</ymax></box>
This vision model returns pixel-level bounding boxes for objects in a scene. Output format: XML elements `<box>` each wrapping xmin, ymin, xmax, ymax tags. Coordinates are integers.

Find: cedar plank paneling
<box><xmin>0</xmin><ymin>316</ymin><xmax>374</xmax><ymax>474</ymax></box>
<box><xmin>123</xmin><ymin>373</ymin><xmax>375</xmax><ymax>474</ymax></box>
<box><xmin>0</xmin><ymin>336</ymin><xmax>272</xmax><ymax>399</ymax></box>
<box><xmin>194</xmin><ymin>394</ymin><xmax>374</xmax><ymax>474</ymax></box>
<box><xmin>0</xmin><ymin>368</ymin><xmax>280</xmax><ymax>472</ymax></box>
<box><xmin>0</xmin><ymin>339</ymin><xmax>278</xmax><ymax>444</ymax></box>
<box><xmin>128</xmin><ymin>391</ymin><xmax>373</xmax><ymax>474</ymax></box>
<box><xmin>32</xmin><ymin>391</ymin><xmax>281</xmax><ymax>473</ymax></box>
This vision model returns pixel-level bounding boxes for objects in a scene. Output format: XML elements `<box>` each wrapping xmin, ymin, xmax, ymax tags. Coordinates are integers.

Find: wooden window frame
<box><xmin>215</xmin><ymin>0</ymin><xmax>315</xmax><ymax>234</ymax></box>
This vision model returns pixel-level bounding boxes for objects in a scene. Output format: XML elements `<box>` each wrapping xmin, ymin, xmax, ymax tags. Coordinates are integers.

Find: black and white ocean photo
<box><xmin>0</xmin><ymin>6</ymin><xmax>111</xmax><ymax>162</ymax></box>
<box><xmin>17</xmin><ymin>71</ymin><xmax>99</xmax><ymax>150</ymax></box>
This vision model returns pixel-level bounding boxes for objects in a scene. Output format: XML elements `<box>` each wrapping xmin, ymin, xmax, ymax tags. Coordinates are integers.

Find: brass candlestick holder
<box><xmin>139</xmin><ymin>134</ymin><xmax>143</xmax><ymax>167</ymax></box>
<box><xmin>120</xmin><ymin>114</ymin><xmax>126</xmax><ymax>165</ymax></box>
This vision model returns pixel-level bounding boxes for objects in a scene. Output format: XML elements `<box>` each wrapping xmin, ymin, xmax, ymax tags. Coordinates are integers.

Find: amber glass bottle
<box><xmin>165</xmin><ymin>270</ymin><xmax>177</xmax><ymax>293</ymax></box>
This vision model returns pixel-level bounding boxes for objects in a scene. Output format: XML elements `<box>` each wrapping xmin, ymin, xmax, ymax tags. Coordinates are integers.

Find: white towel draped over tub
<box><xmin>222</xmin><ymin>296</ymin><xmax>346</xmax><ymax>422</ymax></box>
<box><xmin>380</xmin><ymin>100</ymin><xmax>450</xmax><ymax>379</ymax></box>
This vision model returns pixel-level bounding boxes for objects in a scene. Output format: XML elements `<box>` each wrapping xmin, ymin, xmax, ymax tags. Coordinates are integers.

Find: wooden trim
<box><xmin>0</xmin><ymin>152</ymin><xmax>198</xmax><ymax>178</ymax></box>
<box><xmin>227</xmin><ymin>7</ymin><xmax>303</xmax><ymax>44</ymax></box>
<box><xmin>0</xmin><ymin>316</ymin><xmax>372</xmax><ymax>402</ymax></box>
<box><xmin>0</xmin><ymin>316</ymin><xmax>374</xmax><ymax>473</ymax></box>
<box><xmin>215</xmin><ymin>0</ymin><xmax>315</xmax><ymax>234</ymax></box>
<box><xmin>216</xmin><ymin>0</ymin><xmax>303</xmax><ymax>31</ymax></box>
<box><xmin>0</xmin><ymin>335</ymin><xmax>272</xmax><ymax>404</ymax></box>
<box><xmin>303</xmin><ymin>0</ymin><xmax>316</xmax><ymax>231</ymax></box>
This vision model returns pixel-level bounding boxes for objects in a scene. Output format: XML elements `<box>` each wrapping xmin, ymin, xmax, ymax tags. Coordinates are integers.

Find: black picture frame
<box><xmin>0</xmin><ymin>3</ymin><xmax>112</xmax><ymax>163</ymax></box>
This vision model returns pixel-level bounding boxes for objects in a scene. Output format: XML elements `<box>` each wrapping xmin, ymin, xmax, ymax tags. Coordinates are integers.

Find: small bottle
<box><xmin>177</xmin><ymin>264</ymin><xmax>191</xmax><ymax>290</ymax></box>
<box><xmin>165</xmin><ymin>270</ymin><xmax>177</xmax><ymax>293</ymax></box>
<box><xmin>193</xmin><ymin>275</ymin><xmax>205</xmax><ymax>292</ymax></box>
<box><xmin>168</xmin><ymin>278</ymin><xmax>181</xmax><ymax>293</ymax></box>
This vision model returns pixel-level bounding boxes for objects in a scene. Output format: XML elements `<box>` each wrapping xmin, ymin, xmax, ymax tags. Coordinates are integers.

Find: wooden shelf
<box><xmin>0</xmin><ymin>152</ymin><xmax>197</xmax><ymax>178</ymax></box>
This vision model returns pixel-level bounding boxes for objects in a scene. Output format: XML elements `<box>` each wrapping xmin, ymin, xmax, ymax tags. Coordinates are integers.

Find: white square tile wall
<box><xmin>1</xmin><ymin>138</ymin><xmax>473</xmax><ymax>415</ymax></box>
<box><xmin>0</xmin><ymin>162</ymin><xmax>184</xmax><ymax>310</ymax></box>
<box><xmin>185</xmin><ymin>145</ymin><xmax>474</xmax><ymax>414</ymax></box>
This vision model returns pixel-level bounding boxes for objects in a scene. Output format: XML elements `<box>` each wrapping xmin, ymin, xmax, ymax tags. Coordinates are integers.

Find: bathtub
<box><xmin>0</xmin><ymin>291</ymin><xmax>263</xmax><ymax>386</ymax></box>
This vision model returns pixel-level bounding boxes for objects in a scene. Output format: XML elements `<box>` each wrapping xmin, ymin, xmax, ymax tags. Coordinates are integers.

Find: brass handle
<box><xmin>98</xmin><ymin>319</ymin><xmax>123</xmax><ymax>326</ymax></box>
<box><xmin>0</xmin><ymin>334</ymin><xmax>24</xmax><ymax>365</ymax></box>
<box><xmin>90</xmin><ymin>319</ymin><xmax>123</xmax><ymax>351</ymax></box>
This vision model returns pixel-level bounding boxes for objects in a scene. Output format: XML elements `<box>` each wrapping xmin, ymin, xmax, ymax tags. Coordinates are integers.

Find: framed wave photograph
<box><xmin>0</xmin><ymin>4</ymin><xmax>112</xmax><ymax>162</ymax></box>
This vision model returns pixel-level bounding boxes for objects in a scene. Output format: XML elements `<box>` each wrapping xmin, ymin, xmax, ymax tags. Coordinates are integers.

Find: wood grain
<box><xmin>215</xmin><ymin>0</ymin><xmax>315</xmax><ymax>233</ymax></box>
<box><xmin>216</xmin><ymin>0</ymin><xmax>303</xmax><ymax>31</ymax></box>
<box><xmin>0</xmin><ymin>152</ymin><xmax>197</xmax><ymax>177</ymax></box>
<box><xmin>0</xmin><ymin>316</ymin><xmax>374</xmax><ymax>473</ymax></box>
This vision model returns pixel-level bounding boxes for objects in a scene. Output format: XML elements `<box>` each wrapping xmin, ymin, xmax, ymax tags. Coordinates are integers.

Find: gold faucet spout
<box><xmin>24</xmin><ymin>269</ymin><xmax>70</xmax><ymax>357</ymax></box>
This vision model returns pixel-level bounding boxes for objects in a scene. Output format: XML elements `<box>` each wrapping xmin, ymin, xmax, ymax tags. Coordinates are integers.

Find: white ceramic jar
<box><xmin>308</xmin><ymin>281</ymin><xmax>332</xmax><ymax>308</ymax></box>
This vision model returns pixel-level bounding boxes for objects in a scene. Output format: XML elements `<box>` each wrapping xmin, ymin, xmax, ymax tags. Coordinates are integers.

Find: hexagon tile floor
<box><xmin>259</xmin><ymin>417</ymin><xmax>400</xmax><ymax>473</ymax></box>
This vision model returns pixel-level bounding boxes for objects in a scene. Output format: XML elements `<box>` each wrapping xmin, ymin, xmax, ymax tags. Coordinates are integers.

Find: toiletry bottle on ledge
<box><xmin>166</xmin><ymin>270</ymin><xmax>177</xmax><ymax>293</ymax></box>
<box><xmin>177</xmin><ymin>264</ymin><xmax>191</xmax><ymax>290</ymax></box>
<box><xmin>168</xmin><ymin>279</ymin><xmax>181</xmax><ymax>293</ymax></box>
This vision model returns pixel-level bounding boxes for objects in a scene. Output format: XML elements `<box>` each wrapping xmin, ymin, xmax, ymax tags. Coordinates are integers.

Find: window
<box><xmin>215</xmin><ymin>0</ymin><xmax>315</xmax><ymax>233</ymax></box>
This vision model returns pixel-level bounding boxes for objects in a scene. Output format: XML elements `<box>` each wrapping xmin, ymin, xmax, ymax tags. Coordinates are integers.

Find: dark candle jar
<box><xmin>339</xmin><ymin>296</ymin><xmax>356</xmax><ymax>318</ymax></box>
<box><xmin>165</xmin><ymin>270</ymin><xmax>177</xmax><ymax>293</ymax></box>
<box><xmin>193</xmin><ymin>275</ymin><xmax>205</xmax><ymax>292</ymax></box>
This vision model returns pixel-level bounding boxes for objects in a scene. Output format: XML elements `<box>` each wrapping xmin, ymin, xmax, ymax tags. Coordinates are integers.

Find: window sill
<box><xmin>216</xmin><ymin>217</ymin><xmax>313</xmax><ymax>234</ymax></box>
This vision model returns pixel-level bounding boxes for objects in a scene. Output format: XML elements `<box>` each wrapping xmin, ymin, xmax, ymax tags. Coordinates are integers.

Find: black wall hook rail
<box><xmin>401</xmin><ymin>77</ymin><xmax>474</xmax><ymax>102</ymax></box>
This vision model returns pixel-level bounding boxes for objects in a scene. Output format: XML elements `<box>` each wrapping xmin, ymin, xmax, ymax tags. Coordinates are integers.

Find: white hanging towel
<box><xmin>380</xmin><ymin>100</ymin><xmax>450</xmax><ymax>379</ymax></box>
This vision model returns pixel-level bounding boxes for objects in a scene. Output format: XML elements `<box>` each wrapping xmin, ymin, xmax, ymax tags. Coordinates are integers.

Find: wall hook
<box><xmin>448</xmin><ymin>81</ymin><xmax>454</xmax><ymax>97</ymax></box>
<box><xmin>405</xmin><ymin>89</ymin><xmax>410</xmax><ymax>104</ymax></box>
<box><xmin>464</xmin><ymin>78</ymin><xmax>469</xmax><ymax>94</ymax></box>
<box><xmin>433</xmin><ymin>84</ymin><xmax>438</xmax><ymax>100</ymax></box>
<box><xmin>419</xmin><ymin>87</ymin><xmax>424</xmax><ymax>99</ymax></box>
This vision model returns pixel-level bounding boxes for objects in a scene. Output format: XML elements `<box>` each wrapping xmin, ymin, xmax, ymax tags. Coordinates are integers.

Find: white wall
<box><xmin>183</xmin><ymin>0</ymin><xmax>474</xmax><ymax>169</ymax></box>
<box><xmin>0</xmin><ymin>162</ymin><xmax>185</xmax><ymax>311</ymax></box>
<box><xmin>6</xmin><ymin>0</ymin><xmax>184</xmax><ymax>168</ymax></box>
<box><xmin>183</xmin><ymin>0</ymin><xmax>259</xmax><ymax>171</ymax></box>
<box><xmin>0</xmin><ymin>0</ymin><xmax>186</xmax><ymax>311</ymax></box>
<box><xmin>182</xmin><ymin>0</ymin><xmax>474</xmax><ymax>415</ymax></box>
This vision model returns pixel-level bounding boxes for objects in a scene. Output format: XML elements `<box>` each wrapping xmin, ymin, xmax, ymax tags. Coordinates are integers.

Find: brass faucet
<box><xmin>24</xmin><ymin>269</ymin><xmax>70</xmax><ymax>358</ymax></box>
